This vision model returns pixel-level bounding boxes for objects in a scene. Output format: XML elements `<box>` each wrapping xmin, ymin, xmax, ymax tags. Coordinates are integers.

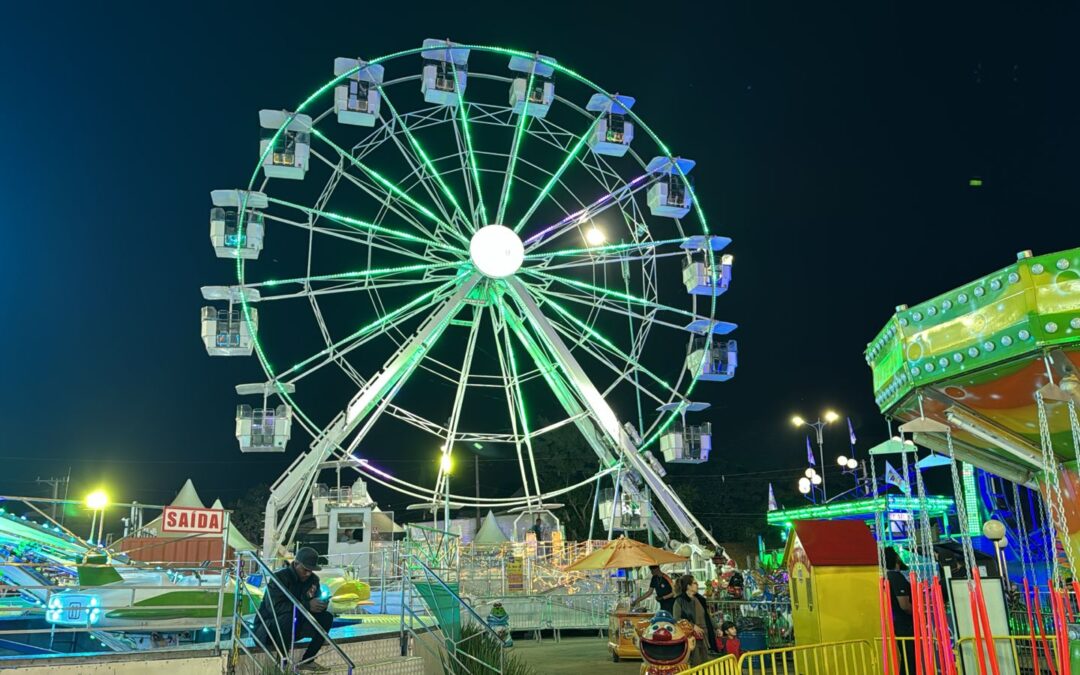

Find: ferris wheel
<box><xmin>200</xmin><ymin>40</ymin><xmax>738</xmax><ymax>555</ymax></box>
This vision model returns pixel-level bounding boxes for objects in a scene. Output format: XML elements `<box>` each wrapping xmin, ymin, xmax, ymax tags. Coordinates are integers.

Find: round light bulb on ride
<box><xmin>804</xmin><ymin>468</ymin><xmax>816</xmax><ymax>478</ymax></box>
<box><xmin>810</xmin><ymin>474</ymin><xmax>822</xmax><ymax>485</ymax></box>
<box><xmin>846</xmin><ymin>458</ymin><xmax>858</xmax><ymax>470</ymax></box>
<box><xmin>584</xmin><ymin>227</ymin><xmax>605</xmax><ymax>246</ymax></box>
<box><xmin>837</xmin><ymin>455</ymin><xmax>848</xmax><ymax>467</ymax></box>
<box><xmin>798</xmin><ymin>482</ymin><xmax>811</xmax><ymax>495</ymax></box>
<box><xmin>982</xmin><ymin>519</ymin><xmax>1005</xmax><ymax>541</ymax></box>
<box><xmin>470</xmin><ymin>225</ymin><xmax>524</xmax><ymax>279</ymax></box>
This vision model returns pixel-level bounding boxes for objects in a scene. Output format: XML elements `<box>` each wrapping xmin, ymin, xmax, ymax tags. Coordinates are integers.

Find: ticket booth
<box><xmin>785</xmin><ymin>520</ymin><xmax>881</xmax><ymax>655</ymax></box>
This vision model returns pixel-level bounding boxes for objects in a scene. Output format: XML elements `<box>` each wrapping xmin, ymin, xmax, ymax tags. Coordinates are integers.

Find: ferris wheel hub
<box><xmin>469</xmin><ymin>225</ymin><xmax>524</xmax><ymax>278</ymax></box>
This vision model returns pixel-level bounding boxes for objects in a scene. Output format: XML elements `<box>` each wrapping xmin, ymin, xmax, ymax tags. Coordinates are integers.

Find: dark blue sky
<box><xmin>1</xmin><ymin>2</ymin><xmax>1076</xmax><ymax>518</ymax></box>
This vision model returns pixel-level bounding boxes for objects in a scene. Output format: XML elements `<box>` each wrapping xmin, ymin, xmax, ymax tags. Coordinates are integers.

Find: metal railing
<box><xmin>230</xmin><ymin>550</ymin><xmax>354</xmax><ymax>674</ymax></box>
<box><xmin>682</xmin><ymin>654</ymin><xmax>739</xmax><ymax>675</ymax></box>
<box><xmin>400</xmin><ymin>554</ymin><xmax>508</xmax><ymax>674</ymax></box>
<box><xmin>686</xmin><ymin>638</ymin><xmax>878</xmax><ymax>675</ymax></box>
<box><xmin>956</xmin><ymin>634</ymin><xmax>1061</xmax><ymax>675</ymax></box>
<box><xmin>0</xmin><ymin>558</ymin><xmax>237</xmax><ymax>655</ymax></box>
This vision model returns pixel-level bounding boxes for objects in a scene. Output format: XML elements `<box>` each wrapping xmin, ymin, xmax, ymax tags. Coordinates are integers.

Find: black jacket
<box><xmin>258</xmin><ymin>564</ymin><xmax>321</xmax><ymax>623</ymax></box>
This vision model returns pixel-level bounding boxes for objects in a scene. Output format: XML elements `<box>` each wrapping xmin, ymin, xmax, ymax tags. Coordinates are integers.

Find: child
<box><xmin>715</xmin><ymin>620</ymin><xmax>741</xmax><ymax>658</ymax></box>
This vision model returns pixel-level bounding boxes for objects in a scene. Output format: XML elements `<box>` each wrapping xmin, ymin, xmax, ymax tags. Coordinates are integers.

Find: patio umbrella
<box><xmin>565</xmin><ymin>536</ymin><xmax>688</xmax><ymax>571</ymax></box>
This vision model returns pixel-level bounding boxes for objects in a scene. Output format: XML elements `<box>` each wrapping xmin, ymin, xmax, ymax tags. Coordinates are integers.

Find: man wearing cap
<box><xmin>254</xmin><ymin>547</ymin><xmax>333</xmax><ymax>672</ymax></box>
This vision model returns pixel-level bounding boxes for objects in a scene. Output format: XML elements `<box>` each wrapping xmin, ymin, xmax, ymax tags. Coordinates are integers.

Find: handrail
<box><xmin>239</xmin><ymin>551</ymin><xmax>354</xmax><ymax>673</ymax></box>
<box><xmin>408</xmin><ymin>554</ymin><xmax>510</xmax><ymax>647</ymax></box>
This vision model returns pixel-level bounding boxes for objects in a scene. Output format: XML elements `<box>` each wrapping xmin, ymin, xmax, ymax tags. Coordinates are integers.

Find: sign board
<box><xmin>506</xmin><ymin>556</ymin><xmax>524</xmax><ymax>592</ymax></box>
<box><xmin>161</xmin><ymin>506</ymin><xmax>225</xmax><ymax>534</ymax></box>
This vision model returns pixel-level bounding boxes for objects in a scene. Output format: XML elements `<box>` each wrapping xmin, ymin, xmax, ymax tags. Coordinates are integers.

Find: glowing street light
<box><xmin>791</xmin><ymin>410</ymin><xmax>842</xmax><ymax>502</ymax></box>
<box><xmin>85</xmin><ymin>489</ymin><xmax>109</xmax><ymax>545</ymax></box>
<box><xmin>439</xmin><ymin>453</ymin><xmax>453</xmax><ymax>474</ymax></box>
<box><xmin>584</xmin><ymin>227</ymin><xmax>605</xmax><ymax>246</ymax></box>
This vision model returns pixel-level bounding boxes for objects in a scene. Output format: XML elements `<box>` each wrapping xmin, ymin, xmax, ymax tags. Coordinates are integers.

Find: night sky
<box><xmin>2</xmin><ymin>2</ymin><xmax>1076</xmax><ymax>528</ymax></box>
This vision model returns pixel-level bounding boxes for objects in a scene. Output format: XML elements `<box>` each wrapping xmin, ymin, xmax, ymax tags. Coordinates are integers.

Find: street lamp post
<box><xmin>440</xmin><ymin>452</ymin><xmax>452</xmax><ymax>531</ymax></box>
<box><xmin>792</xmin><ymin>410</ymin><xmax>840</xmax><ymax>502</ymax></box>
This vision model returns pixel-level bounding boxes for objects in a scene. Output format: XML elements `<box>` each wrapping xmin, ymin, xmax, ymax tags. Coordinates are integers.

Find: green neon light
<box><xmin>524</xmin><ymin>238</ymin><xmax>686</xmax><ymax>260</ymax></box>
<box><xmin>962</xmin><ymin>463</ymin><xmax>981</xmax><ymax>535</ymax></box>
<box><xmin>765</xmin><ymin>495</ymin><xmax>956</xmax><ymax>526</ymax></box>
<box><xmin>513</xmin><ymin>115</ymin><xmax>602</xmax><ymax>233</ymax></box>
<box><xmin>261</xmin><ymin>262</ymin><xmax>455</xmax><ymax>287</ymax></box>
<box><xmin>379</xmin><ymin>91</ymin><xmax>469</xmax><ymax>228</ymax></box>
<box><xmin>311</xmin><ymin>129</ymin><xmax>447</xmax><ymax>227</ymax></box>
<box><xmin>527</xmin><ymin>270</ymin><xmax>695</xmax><ymax>319</ymax></box>
<box><xmin>281</xmin><ymin>279</ymin><xmax>458</xmax><ymax>378</ymax></box>
<box><xmin>496</xmin><ymin>68</ymin><xmax>537</xmax><ymax>226</ymax></box>
<box><xmin>449</xmin><ymin>62</ymin><xmax>487</xmax><ymax>226</ymax></box>
<box><xmin>542</xmin><ymin>296</ymin><xmax>675</xmax><ymax>392</ymax></box>
<box><xmin>266</xmin><ymin>197</ymin><xmax>464</xmax><ymax>255</ymax></box>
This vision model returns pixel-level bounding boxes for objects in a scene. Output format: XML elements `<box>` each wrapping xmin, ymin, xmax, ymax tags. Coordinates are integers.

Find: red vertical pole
<box><xmin>969</xmin><ymin>583</ymin><xmax>990</xmax><ymax>675</ymax></box>
<box><xmin>884</xmin><ymin>577</ymin><xmax>901</xmax><ymax>675</ymax></box>
<box><xmin>911</xmin><ymin>576</ymin><xmax>926</xmax><ymax>675</ymax></box>
<box><xmin>1034</xmin><ymin>587</ymin><xmax>1059</xmax><ymax>675</ymax></box>
<box><xmin>972</xmin><ymin>570</ymin><xmax>1002</xmax><ymax>675</ymax></box>
<box><xmin>931</xmin><ymin>579</ymin><xmax>955</xmax><ymax>675</ymax></box>
<box><xmin>1024</xmin><ymin>579</ymin><xmax>1042</xmax><ymax>675</ymax></box>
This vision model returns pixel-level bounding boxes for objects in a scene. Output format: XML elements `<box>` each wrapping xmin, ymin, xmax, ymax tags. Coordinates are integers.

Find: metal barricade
<box><xmin>956</xmin><ymin>634</ymin><xmax>1061</xmax><ymax>675</ymax></box>
<box><xmin>682</xmin><ymin>653</ymin><xmax>739</xmax><ymax>675</ymax></box>
<box><xmin>737</xmin><ymin>639</ymin><xmax>876</xmax><ymax>675</ymax></box>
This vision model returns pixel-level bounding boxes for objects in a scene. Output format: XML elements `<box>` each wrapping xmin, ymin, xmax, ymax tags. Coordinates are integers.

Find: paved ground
<box><xmin>513</xmin><ymin>635</ymin><xmax>643</xmax><ymax>675</ymax></box>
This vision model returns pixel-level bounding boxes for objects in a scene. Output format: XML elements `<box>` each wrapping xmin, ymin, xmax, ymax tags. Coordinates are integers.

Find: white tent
<box><xmin>473</xmin><ymin>510</ymin><xmax>511</xmax><ymax>545</ymax></box>
<box><xmin>138</xmin><ymin>481</ymin><xmax>255</xmax><ymax>550</ymax></box>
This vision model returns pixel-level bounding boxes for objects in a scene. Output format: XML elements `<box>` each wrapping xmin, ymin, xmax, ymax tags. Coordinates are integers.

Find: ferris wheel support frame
<box><xmin>503</xmin><ymin>279</ymin><xmax>719</xmax><ymax>548</ymax></box>
<box><xmin>262</xmin><ymin>275</ymin><xmax>480</xmax><ymax>557</ymax></box>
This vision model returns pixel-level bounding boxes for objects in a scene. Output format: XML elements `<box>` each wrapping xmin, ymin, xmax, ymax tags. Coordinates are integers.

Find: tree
<box><xmin>530</xmin><ymin>423</ymin><xmax>603</xmax><ymax>540</ymax></box>
<box><xmin>230</xmin><ymin>483</ymin><xmax>270</xmax><ymax>545</ymax></box>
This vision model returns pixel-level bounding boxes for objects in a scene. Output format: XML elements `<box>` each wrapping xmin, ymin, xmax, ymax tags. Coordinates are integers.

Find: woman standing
<box><xmin>672</xmin><ymin>574</ymin><xmax>711</xmax><ymax>666</ymax></box>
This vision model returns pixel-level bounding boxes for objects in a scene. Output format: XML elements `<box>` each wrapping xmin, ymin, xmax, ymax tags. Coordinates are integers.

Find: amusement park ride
<box><xmin>863</xmin><ymin>247</ymin><xmax>1080</xmax><ymax>673</ymax></box>
<box><xmin>199</xmin><ymin>40</ymin><xmax>739</xmax><ymax>560</ymax></box>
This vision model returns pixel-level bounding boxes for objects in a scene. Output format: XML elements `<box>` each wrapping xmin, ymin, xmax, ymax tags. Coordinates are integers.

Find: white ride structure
<box><xmin>201</xmin><ymin>40</ymin><xmax>739</xmax><ymax>558</ymax></box>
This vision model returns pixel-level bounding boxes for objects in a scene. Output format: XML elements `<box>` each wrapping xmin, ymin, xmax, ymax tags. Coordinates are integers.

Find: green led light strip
<box><xmin>962</xmin><ymin>463</ymin><xmax>981</xmax><ymax>536</ymax></box>
<box><xmin>449</xmin><ymin>60</ymin><xmax>487</xmax><ymax>227</ymax></box>
<box><xmin>258</xmin><ymin>261</ymin><xmax>457</xmax><ymax>288</ymax></box>
<box><xmin>525</xmin><ymin>269</ymin><xmax>696</xmax><ymax>320</ymax></box>
<box><xmin>378</xmin><ymin>90</ymin><xmax>470</xmax><ymax>231</ymax></box>
<box><xmin>496</xmin><ymin>68</ymin><xmax>537</xmax><ymax>226</ymax></box>
<box><xmin>524</xmin><ymin>237</ymin><xmax>686</xmax><ymax>260</ymax></box>
<box><xmin>311</xmin><ymin>129</ymin><xmax>449</xmax><ymax>230</ymax></box>
<box><xmin>513</xmin><ymin>115</ymin><xmax>602</xmax><ymax>233</ymax></box>
<box><xmin>765</xmin><ymin>495</ymin><xmax>956</xmax><ymax>526</ymax></box>
<box><xmin>266</xmin><ymin>197</ymin><xmax>464</xmax><ymax>255</ymax></box>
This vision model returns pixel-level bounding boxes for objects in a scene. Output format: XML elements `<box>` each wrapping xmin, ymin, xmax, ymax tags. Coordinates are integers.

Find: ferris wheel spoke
<box><xmin>546</xmin><ymin>318</ymin><xmax>668</xmax><ymax>407</ymax></box>
<box><xmin>533</xmin><ymin>248</ymin><xmax>685</xmax><ymax>273</ymax></box>
<box><xmin>512</xmin><ymin>116</ymin><xmax>602</xmax><ymax>234</ymax></box>
<box><xmin>378</xmin><ymin>88</ymin><xmax>473</xmax><ymax>235</ymax></box>
<box><xmin>253</xmin><ymin>275</ymin><xmax>457</xmax><ymax>303</ymax></box>
<box><xmin>434</xmin><ymin>307</ymin><xmax>483</xmax><ymax>497</ymax></box>
<box><xmin>531</xmin><ymin>286</ymin><xmax>688</xmax><ymax>333</ymax></box>
<box><xmin>309</xmin><ymin>135</ymin><xmax>469</xmax><ymax>248</ymax></box>
<box><xmin>277</xmin><ymin>277</ymin><xmax>461</xmax><ymax>385</ymax></box>
<box><xmin>523</xmin><ymin>268</ymin><xmax>697</xmax><ymax>322</ymax></box>
<box><xmin>495</xmin><ymin>64</ymin><xmax>538</xmax><ymax>226</ymax></box>
<box><xmin>246</xmin><ymin>260</ymin><xmax>458</xmax><ymax>291</ymax></box>
<box><xmin>271</xmin><ymin>213</ymin><xmax>451</xmax><ymax>266</ymax></box>
<box><xmin>265</xmin><ymin>197</ymin><xmax>465</xmax><ymax>256</ymax></box>
<box><xmin>447</xmin><ymin>62</ymin><xmax>487</xmax><ymax>227</ymax></box>
<box><xmin>488</xmin><ymin>302</ymin><xmax>540</xmax><ymax>510</ymax></box>
<box><xmin>521</xmin><ymin>172</ymin><xmax>657</xmax><ymax>252</ymax></box>
<box><xmin>537</xmin><ymin>292</ymin><xmax>685</xmax><ymax>401</ymax></box>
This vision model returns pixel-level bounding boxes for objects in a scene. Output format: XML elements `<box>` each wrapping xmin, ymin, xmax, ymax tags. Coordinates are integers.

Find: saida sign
<box><xmin>161</xmin><ymin>506</ymin><xmax>225</xmax><ymax>534</ymax></box>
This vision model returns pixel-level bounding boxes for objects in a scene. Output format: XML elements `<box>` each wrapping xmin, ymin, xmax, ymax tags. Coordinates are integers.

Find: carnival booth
<box><xmin>785</xmin><ymin>520</ymin><xmax>881</xmax><ymax>650</ymax></box>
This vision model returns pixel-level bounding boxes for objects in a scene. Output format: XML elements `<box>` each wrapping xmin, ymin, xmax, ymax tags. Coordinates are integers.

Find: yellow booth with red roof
<box><xmin>784</xmin><ymin>520</ymin><xmax>882</xmax><ymax>649</ymax></box>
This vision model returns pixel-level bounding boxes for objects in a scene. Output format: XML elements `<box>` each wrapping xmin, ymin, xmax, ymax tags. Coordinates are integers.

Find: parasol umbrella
<box><xmin>565</xmin><ymin>536</ymin><xmax>688</xmax><ymax>571</ymax></box>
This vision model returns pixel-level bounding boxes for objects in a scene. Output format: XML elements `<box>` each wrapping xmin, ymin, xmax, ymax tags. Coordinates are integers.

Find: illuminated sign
<box><xmin>162</xmin><ymin>507</ymin><xmax>225</xmax><ymax>534</ymax></box>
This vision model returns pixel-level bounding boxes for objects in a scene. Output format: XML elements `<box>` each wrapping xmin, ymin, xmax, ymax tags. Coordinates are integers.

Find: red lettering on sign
<box><xmin>161</xmin><ymin>507</ymin><xmax>226</xmax><ymax>534</ymax></box>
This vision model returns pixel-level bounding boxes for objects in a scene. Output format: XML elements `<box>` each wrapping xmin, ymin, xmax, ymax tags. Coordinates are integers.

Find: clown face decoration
<box><xmin>636</xmin><ymin>610</ymin><xmax>695</xmax><ymax>674</ymax></box>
